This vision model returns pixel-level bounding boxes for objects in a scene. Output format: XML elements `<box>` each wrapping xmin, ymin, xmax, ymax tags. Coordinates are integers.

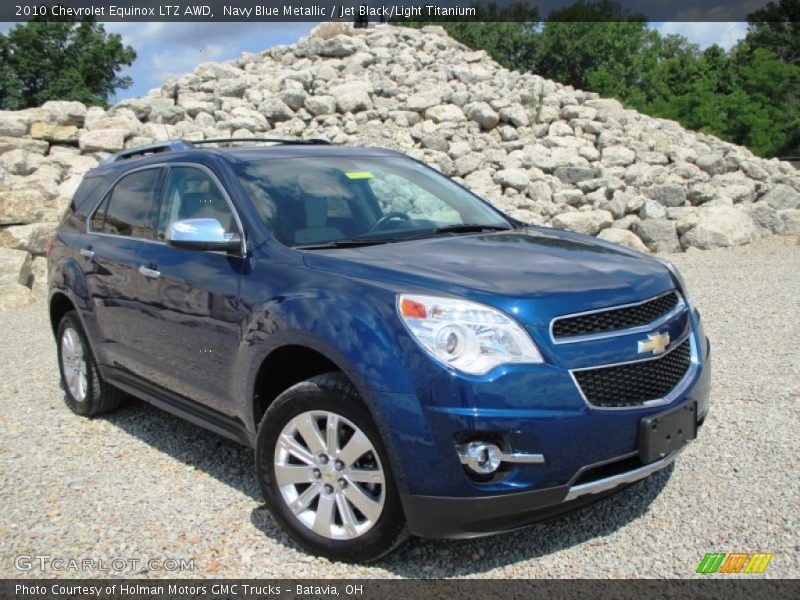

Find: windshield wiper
<box><xmin>404</xmin><ymin>224</ymin><xmax>514</xmax><ymax>240</ymax></box>
<box><xmin>295</xmin><ymin>238</ymin><xmax>402</xmax><ymax>250</ymax></box>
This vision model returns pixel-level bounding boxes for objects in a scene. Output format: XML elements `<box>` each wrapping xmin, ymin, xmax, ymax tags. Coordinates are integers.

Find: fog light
<box><xmin>457</xmin><ymin>441</ymin><xmax>503</xmax><ymax>475</ymax></box>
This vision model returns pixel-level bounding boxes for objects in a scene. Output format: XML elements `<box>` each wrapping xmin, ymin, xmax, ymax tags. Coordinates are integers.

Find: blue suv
<box><xmin>48</xmin><ymin>139</ymin><xmax>710</xmax><ymax>561</ymax></box>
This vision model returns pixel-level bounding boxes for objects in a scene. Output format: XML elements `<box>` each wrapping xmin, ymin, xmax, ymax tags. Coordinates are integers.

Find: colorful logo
<box><xmin>696</xmin><ymin>552</ymin><xmax>773</xmax><ymax>574</ymax></box>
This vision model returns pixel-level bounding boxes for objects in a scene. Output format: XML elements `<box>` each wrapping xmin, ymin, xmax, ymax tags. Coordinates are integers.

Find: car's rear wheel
<box><xmin>56</xmin><ymin>311</ymin><xmax>124</xmax><ymax>417</ymax></box>
<box><xmin>255</xmin><ymin>373</ymin><xmax>407</xmax><ymax>562</ymax></box>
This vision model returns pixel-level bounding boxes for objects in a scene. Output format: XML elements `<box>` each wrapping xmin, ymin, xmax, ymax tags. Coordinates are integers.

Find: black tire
<box><xmin>255</xmin><ymin>372</ymin><xmax>407</xmax><ymax>562</ymax></box>
<box><xmin>56</xmin><ymin>311</ymin><xmax>124</xmax><ymax>417</ymax></box>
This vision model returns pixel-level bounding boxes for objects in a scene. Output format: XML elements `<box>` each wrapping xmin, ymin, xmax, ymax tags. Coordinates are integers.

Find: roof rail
<box><xmin>193</xmin><ymin>137</ymin><xmax>332</xmax><ymax>146</ymax></box>
<box><xmin>99</xmin><ymin>137</ymin><xmax>333</xmax><ymax>166</ymax></box>
<box><xmin>100</xmin><ymin>140</ymin><xmax>194</xmax><ymax>165</ymax></box>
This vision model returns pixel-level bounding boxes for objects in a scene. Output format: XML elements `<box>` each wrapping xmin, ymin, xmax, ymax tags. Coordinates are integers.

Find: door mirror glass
<box><xmin>166</xmin><ymin>218</ymin><xmax>242</xmax><ymax>253</ymax></box>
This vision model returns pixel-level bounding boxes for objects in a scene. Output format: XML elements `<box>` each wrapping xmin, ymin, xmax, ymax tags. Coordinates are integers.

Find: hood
<box><xmin>301</xmin><ymin>227</ymin><xmax>675</xmax><ymax>326</ymax></box>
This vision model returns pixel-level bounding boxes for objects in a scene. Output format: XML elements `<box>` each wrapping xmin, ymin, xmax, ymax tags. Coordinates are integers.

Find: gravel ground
<box><xmin>0</xmin><ymin>236</ymin><xmax>798</xmax><ymax>579</ymax></box>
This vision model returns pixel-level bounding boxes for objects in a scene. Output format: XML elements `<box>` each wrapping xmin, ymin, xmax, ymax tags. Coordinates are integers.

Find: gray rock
<box><xmin>78</xmin><ymin>128</ymin><xmax>126</xmax><ymax>153</ymax></box>
<box><xmin>632</xmin><ymin>219</ymin><xmax>680</xmax><ymax>252</ymax></box>
<box><xmin>746</xmin><ymin>203</ymin><xmax>784</xmax><ymax>235</ymax></box>
<box><xmin>498</xmin><ymin>104</ymin><xmax>530</xmax><ymax>127</ymax></box>
<box><xmin>645</xmin><ymin>184</ymin><xmax>686</xmax><ymax>207</ymax></box>
<box><xmin>330</xmin><ymin>83</ymin><xmax>374</xmax><ymax>113</ymax></box>
<box><xmin>601</xmin><ymin>145</ymin><xmax>636</xmax><ymax>166</ymax></box>
<box><xmin>760</xmin><ymin>184</ymin><xmax>800</xmax><ymax>211</ymax></box>
<box><xmin>304</xmin><ymin>95</ymin><xmax>336</xmax><ymax>116</ymax></box>
<box><xmin>0</xmin><ymin>113</ymin><xmax>30</xmax><ymax>137</ymax></box>
<box><xmin>553</xmin><ymin>189</ymin><xmax>585</xmax><ymax>206</ymax></box>
<box><xmin>494</xmin><ymin>168</ymin><xmax>530</xmax><ymax>191</ymax></box>
<box><xmin>465</xmin><ymin>102</ymin><xmax>499</xmax><ymax>130</ymax></box>
<box><xmin>640</xmin><ymin>200</ymin><xmax>667</xmax><ymax>220</ymax></box>
<box><xmin>526</xmin><ymin>180</ymin><xmax>552</xmax><ymax>203</ymax></box>
<box><xmin>554</xmin><ymin>166</ymin><xmax>595</xmax><ymax>184</ymax></box>
<box><xmin>695</xmin><ymin>153</ymin><xmax>728</xmax><ymax>175</ymax></box>
<box><xmin>551</xmin><ymin>210</ymin><xmax>613</xmax><ymax>235</ymax></box>
<box><xmin>0</xmin><ymin>189</ymin><xmax>47</xmax><ymax>225</ymax></box>
<box><xmin>681</xmin><ymin>206</ymin><xmax>759</xmax><ymax>249</ymax></box>
<box><xmin>597</xmin><ymin>228</ymin><xmax>648</xmax><ymax>252</ymax></box>
<box><xmin>41</xmin><ymin>100</ymin><xmax>87</xmax><ymax>127</ymax></box>
<box><xmin>779</xmin><ymin>209</ymin><xmax>800</xmax><ymax>235</ymax></box>
<box><xmin>424</xmin><ymin>104</ymin><xmax>466</xmax><ymax>123</ymax></box>
<box><xmin>454</xmin><ymin>153</ymin><xmax>482</xmax><ymax>177</ymax></box>
<box><xmin>687</xmin><ymin>183</ymin><xmax>717</xmax><ymax>206</ymax></box>
<box><xmin>0</xmin><ymin>222</ymin><xmax>58</xmax><ymax>253</ymax></box>
<box><xmin>259</xmin><ymin>98</ymin><xmax>294</xmax><ymax>122</ymax></box>
<box><xmin>308</xmin><ymin>35</ymin><xmax>359</xmax><ymax>58</ymax></box>
<box><xmin>407</xmin><ymin>89</ymin><xmax>444</xmax><ymax>112</ymax></box>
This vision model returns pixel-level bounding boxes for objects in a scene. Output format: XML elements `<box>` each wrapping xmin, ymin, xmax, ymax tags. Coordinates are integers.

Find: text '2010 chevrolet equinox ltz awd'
<box><xmin>47</xmin><ymin>139</ymin><xmax>711</xmax><ymax>561</ymax></box>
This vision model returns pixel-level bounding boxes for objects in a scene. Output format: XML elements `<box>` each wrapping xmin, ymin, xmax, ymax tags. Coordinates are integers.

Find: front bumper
<box><xmin>401</xmin><ymin>446</ymin><xmax>686</xmax><ymax>539</ymax></box>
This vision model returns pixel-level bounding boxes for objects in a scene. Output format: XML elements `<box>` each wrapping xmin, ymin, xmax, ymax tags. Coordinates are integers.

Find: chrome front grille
<box><xmin>552</xmin><ymin>291</ymin><xmax>681</xmax><ymax>340</ymax></box>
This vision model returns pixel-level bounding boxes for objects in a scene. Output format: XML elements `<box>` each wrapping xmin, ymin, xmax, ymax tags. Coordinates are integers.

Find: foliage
<box><xmin>0</xmin><ymin>17</ymin><xmax>136</xmax><ymax>110</ymax></box>
<box><xmin>405</xmin><ymin>0</ymin><xmax>800</xmax><ymax>157</ymax></box>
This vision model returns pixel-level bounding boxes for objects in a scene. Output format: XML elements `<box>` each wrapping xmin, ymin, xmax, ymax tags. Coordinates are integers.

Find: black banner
<box><xmin>2</xmin><ymin>579</ymin><xmax>800</xmax><ymax>600</ymax></box>
<box><xmin>0</xmin><ymin>0</ymin><xmax>779</xmax><ymax>23</ymax></box>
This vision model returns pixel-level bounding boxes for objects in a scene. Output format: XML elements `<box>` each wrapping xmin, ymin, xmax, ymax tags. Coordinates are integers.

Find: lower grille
<box><xmin>573</xmin><ymin>338</ymin><xmax>692</xmax><ymax>408</ymax></box>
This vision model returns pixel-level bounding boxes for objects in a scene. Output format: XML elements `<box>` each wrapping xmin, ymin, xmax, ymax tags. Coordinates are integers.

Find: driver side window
<box><xmin>156</xmin><ymin>167</ymin><xmax>237</xmax><ymax>240</ymax></box>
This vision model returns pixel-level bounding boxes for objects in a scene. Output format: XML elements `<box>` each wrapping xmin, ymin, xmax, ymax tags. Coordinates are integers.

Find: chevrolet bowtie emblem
<box><xmin>638</xmin><ymin>332</ymin><xmax>670</xmax><ymax>355</ymax></box>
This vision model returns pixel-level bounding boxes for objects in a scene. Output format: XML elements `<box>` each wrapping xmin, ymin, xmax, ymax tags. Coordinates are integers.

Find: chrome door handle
<box><xmin>79</xmin><ymin>249</ymin><xmax>95</xmax><ymax>259</ymax></box>
<box><xmin>138</xmin><ymin>265</ymin><xmax>160</xmax><ymax>279</ymax></box>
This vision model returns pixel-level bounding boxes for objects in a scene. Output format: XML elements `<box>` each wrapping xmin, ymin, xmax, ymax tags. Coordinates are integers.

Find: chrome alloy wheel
<box><xmin>274</xmin><ymin>410</ymin><xmax>386</xmax><ymax>540</ymax></box>
<box><xmin>60</xmin><ymin>327</ymin><xmax>88</xmax><ymax>402</ymax></box>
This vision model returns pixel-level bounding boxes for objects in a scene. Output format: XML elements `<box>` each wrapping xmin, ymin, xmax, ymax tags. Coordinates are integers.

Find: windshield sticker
<box><xmin>345</xmin><ymin>171</ymin><xmax>374</xmax><ymax>180</ymax></box>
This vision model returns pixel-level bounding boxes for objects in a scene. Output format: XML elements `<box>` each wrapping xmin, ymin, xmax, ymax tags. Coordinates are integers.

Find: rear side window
<box><xmin>72</xmin><ymin>176</ymin><xmax>105</xmax><ymax>213</ymax></box>
<box><xmin>91</xmin><ymin>169</ymin><xmax>162</xmax><ymax>239</ymax></box>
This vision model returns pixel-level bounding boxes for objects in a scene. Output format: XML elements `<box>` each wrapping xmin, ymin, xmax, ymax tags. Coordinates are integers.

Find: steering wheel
<box><xmin>370</xmin><ymin>211</ymin><xmax>411</xmax><ymax>232</ymax></box>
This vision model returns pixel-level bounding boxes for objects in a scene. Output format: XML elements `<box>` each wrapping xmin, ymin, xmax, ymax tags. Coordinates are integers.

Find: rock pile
<box><xmin>1</xmin><ymin>23</ymin><xmax>799</xmax><ymax>307</ymax></box>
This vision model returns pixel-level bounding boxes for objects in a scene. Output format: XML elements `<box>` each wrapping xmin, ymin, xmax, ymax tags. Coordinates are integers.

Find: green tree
<box><xmin>0</xmin><ymin>17</ymin><xmax>136</xmax><ymax>110</ymax></box>
<box><xmin>743</xmin><ymin>0</ymin><xmax>799</xmax><ymax>65</ymax></box>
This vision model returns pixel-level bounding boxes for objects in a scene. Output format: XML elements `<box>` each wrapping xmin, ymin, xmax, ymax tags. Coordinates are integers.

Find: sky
<box><xmin>0</xmin><ymin>21</ymin><xmax>750</xmax><ymax>102</ymax></box>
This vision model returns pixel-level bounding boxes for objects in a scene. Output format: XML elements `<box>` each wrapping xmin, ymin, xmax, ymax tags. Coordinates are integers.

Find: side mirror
<box><xmin>166</xmin><ymin>218</ymin><xmax>242</xmax><ymax>254</ymax></box>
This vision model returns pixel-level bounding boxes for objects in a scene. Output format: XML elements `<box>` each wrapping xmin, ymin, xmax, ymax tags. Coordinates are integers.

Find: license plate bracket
<box><xmin>639</xmin><ymin>401</ymin><xmax>697</xmax><ymax>464</ymax></box>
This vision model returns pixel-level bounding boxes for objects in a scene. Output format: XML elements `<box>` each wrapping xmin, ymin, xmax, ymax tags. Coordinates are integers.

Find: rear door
<box><xmin>83</xmin><ymin>166</ymin><xmax>165</xmax><ymax>373</ymax></box>
<box><xmin>133</xmin><ymin>164</ymin><xmax>247</xmax><ymax>414</ymax></box>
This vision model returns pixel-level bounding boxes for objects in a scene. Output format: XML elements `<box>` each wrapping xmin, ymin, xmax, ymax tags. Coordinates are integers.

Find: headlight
<box><xmin>656</xmin><ymin>257</ymin><xmax>693</xmax><ymax>308</ymax></box>
<box><xmin>397</xmin><ymin>294</ymin><xmax>544</xmax><ymax>375</ymax></box>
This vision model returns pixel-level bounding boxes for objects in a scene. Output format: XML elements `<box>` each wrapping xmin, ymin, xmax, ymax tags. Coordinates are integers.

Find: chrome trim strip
<box><xmin>550</xmin><ymin>291</ymin><xmax>685</xmax><ymax>345</ymax></box>
<box><xmin>86</xmin><ymin>162</ymin><xmax>247</xmax><ymax>255</ymax></box>
<box><xmin>564</xmin><ymin>446</ymin><xmax>686</xmax><ymax>501</ymax></box>
<box><xmin>569</xmin><ymin>332</ymin><xmax>698</xmax><ymax>411</ymax></box>
<box><xmin>499</xmin><ymin>451</ymin><xmax>545</xmax><ymax>464</ymax></box>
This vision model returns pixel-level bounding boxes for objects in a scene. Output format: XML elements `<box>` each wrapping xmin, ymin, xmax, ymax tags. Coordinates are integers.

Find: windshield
<box><xmin>234</xmin><ymin>156</ymin><xmax>511</xmax><ymax>247</ymax></box>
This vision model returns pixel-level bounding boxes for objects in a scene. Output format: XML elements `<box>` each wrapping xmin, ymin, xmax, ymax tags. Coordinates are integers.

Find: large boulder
<box><xmin>330</xmin><ymin>82</ymin><xmax>373</xmax><ymax>113</ymax></box>
<box><xmin>0</xmin><ymin>222</ymin><xmax>58</xmax><ymax>253</ymax></box>
<box><xmin>681</xmin><ymin>206</ymin><xmax>759</xmax><ymax>249</ymax></box>
<box><xmin>759</xmin><ymin>184</ymin><xmax>800</xmax><ymax>211</ymax></box>
<box><xmin>465</xmin><ymin>102</ymin><xmax>499</xmax><ymax>130</ymax></box>
<box><xmin>631</xmin><ymin>219</ymin><xmax>681</xmax><ymax>253</ymax></box>
<box><xmin>78</xmin><ymin>129</ymin><xmax>126</xmax><ymax>153</ymax></box>
<box><xmin>552</xmin><ymin>210</ymin><xmax>613</xmax><ymax>236</ymax></box>
<box><xmin>597</xmin><ymin>227</ymin><xmax>649</xmax><ymax>253</ymax></box>
<box><xmin>0</xmin><ymin>189</ymin><xmax>48</xmax><ymax>225</ymax></box>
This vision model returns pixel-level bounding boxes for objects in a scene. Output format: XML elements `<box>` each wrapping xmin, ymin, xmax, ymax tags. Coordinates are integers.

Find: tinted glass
<box><xmin>99</xmin><ymin>169</ymin><xmax>161</xmax><ymax>238</ymax></box>
<box><xmin>90</xmin><ymin>195</ymin><xmax>109</xmax><ymax>232</ymax></box>
<box><xmin>234</xmin><ymin>156</ymin><xmax>509</xmax><ymax>246</ymax></box>
<box><xmin>156</xmin><ymin>167</ymin><xmax>237</xmax><ymax>240</ymax></box>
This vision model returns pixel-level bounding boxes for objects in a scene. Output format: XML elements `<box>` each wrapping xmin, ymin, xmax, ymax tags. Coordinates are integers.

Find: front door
<box><xmin>134</xmin><ymin>165</ymin><xmax>247</xmax><ymax>415</ymax></box>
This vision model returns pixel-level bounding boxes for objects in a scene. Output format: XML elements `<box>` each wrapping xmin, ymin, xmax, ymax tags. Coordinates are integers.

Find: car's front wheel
<box><xmin>255</xmin><ymin>373</ymin><xmax>406</xmax><ymax>562</ymax></box>
<box><xmin>56</xmin><ymin>311</ymin><xmax>124</xmax><ymax>417</ymax></box>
